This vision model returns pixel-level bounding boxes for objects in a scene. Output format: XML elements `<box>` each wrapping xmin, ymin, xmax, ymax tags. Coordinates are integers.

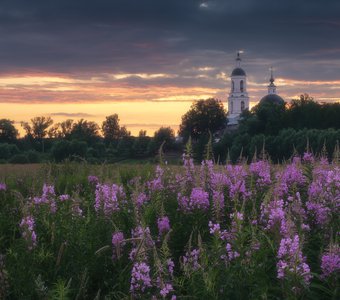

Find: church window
<box><xmin>241</xmin><ymin>101</ymin><xmax>245</xmax><ymax>111</ymax></box>
<box><xmin>240</xmin><ymin>80</ymin><xmax>244</xmax><ymax>92</ymax></box>
<box><xmin>230</xmin><ymin>101</ymin><xmax>233</xmax><ymax>113</ymax></box>
<box><xmin>232</xmin><ymin>80</ymin><xmax>234</xmax><ymax>92</ymax></box>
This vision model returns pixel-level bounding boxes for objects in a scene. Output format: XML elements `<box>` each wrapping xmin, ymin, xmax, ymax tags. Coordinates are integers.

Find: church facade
<box><xmin>227</xmin><ymin>52</ymin><xmax>284</xmax><ymax>125</ymax></box>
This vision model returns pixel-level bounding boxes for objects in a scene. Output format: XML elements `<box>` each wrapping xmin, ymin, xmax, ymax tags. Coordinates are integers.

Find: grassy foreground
<box><xmin>0</xmin><ymin>156</ymin><xmax>339</xmax><ymax>299</ymax></box>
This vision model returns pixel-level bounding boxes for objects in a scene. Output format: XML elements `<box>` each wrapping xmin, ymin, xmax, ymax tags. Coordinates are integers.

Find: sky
<box><xmin>0</xmin><ymin>0</ymin><xmax>340</xmax><ymax>136</ymax></box>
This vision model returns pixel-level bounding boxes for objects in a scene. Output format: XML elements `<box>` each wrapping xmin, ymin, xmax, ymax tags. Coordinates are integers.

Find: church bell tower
<box><xmin>227</xmin><ymin>51</ymin><xmax>249</xmax><ymax>125</ymax></box>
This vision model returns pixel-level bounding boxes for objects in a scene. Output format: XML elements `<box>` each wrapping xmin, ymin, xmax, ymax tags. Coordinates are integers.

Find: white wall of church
<box><xmin>228</xmin><ymin>75</ymin><xmax>249</xmax><ymax>117</ymax></box>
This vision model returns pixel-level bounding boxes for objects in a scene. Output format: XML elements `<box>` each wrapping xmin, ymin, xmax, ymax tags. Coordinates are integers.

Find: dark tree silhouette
<box><xmin>0</xmin><ymin>119</ymin><xmax>18</xmax><ymax>143</ymax></box>
<box><xmin>179</xmin><ymin>98</ymin><xmax>227</xmax><ymax>139</ymax></box>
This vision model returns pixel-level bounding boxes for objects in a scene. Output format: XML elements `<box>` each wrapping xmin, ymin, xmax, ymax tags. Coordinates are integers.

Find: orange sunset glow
<box><xmin>1</xmin><ymin>71</ymin><xmax>339</xmax><ymax>136</ymax></box>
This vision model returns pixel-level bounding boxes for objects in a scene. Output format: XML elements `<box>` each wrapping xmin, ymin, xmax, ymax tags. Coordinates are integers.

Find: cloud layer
<box><xmin>0</xmin><ymin>0</ymin><xmax>339</xmax><ymax>135</ymax></box>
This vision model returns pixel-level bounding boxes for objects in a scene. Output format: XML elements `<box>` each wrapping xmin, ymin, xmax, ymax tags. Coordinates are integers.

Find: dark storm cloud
<box><xmin>0</xmin><ymin>0</ymin><xmax>340</xmax><ymax>82</ymax></box>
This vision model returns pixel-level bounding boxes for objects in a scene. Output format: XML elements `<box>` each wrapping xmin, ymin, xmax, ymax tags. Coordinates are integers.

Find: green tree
<box><xmin>0</xmin><ymin>119</ymin><xmax>18</xmax><ymax>143</ymax></box>
<box><xmin>179</xmin><ymin>98</ymin><xmax>227</xmax><ymax>140</ymax></box>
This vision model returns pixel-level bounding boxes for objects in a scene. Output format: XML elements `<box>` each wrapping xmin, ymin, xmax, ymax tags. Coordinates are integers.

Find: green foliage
<box><xmin>51</xmin><ymin>140</ymin><xmax>88</xmax><ymax>162</ymax></box>
<box><xmin>0</xmin><ymin>143</ymin><xmax>19</xmax><ymax>160</ymax></box>
<box><xmin>8</xmin><ymin>154</ymin><xmax>29</xmax><ymax>164</ymax></box>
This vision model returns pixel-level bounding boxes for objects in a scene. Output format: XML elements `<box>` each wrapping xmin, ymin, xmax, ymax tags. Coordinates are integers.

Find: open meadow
<box><xmin>0</xmin><ymin>155</ymin><xmax>339</xmax><ymax>299</ymax></box>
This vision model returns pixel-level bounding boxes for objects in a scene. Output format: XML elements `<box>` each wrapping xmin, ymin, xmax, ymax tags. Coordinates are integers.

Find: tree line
<box><xmin>0</xmin><ymin>94</ymin><xmax>339</xmax><ymax>164</ymax></box>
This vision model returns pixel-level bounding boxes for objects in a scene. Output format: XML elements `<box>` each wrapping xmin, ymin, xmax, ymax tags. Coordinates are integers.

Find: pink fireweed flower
<box><xmin>167</xmin><ymin>259</ymin><xmax>175</xmax><ymax>277</ymax></box>
<box><xmin>178</xmin><ymin>188</ymin><xmax>209</xmax><ymax>213</ymax></box>
<box><xmin>182</xmin><ymin>154</ymin><xmax>195</xmax><ymax>187</ymax></box>
<box><xmin>129</xmin><ymin>226</ymin><xmax>154</xmax><ymax>261</ymax></box>
<box><xmin>274</xmin><ymin>163</ymin><xmax>306</xmax><ymax>198</ymax></box>
<box><xmin>182</xmin><ymin>249</ymin><xmax>200</xmax><ymax>272</ymax></box>
<box><xmin>95</xmin><ymin>184</ymin><xmax>124</xmax><ymax>216</ymax></box>
<box><xmin>221</xmin><ymin>243</ymin><xmax>240</xmax><ymax>262</ymax></box>
<box><xmin>136</xmin><ymin>192</ymin><xmax>149</xmax><ymax>208</ymax></box>
<box><xmin>303</xmin><ymin>152</ymin><xmax>314</xmax><ymax>163</ymax></box>
<box><xmin>160</xmin><ymin>283</ymin><xmax>174</xmax><ymax>298</ymax></box>
<box><xmin>260</xmin><ymin>198</ymin><xmax>290</xmax><ymax>236</ymax></box>
<box><xmin>249</xmin><ymin>160</ymin><xmax>272</xmax><ymax>187</ymax></box>
<box><xmin>33</xmin><ymin>184</ymin><xmax>57</xmax><ymax>213</ymax></box>
<box><xmin>230</xmin><ymin>212</ymin><xmax>244</xmax><ymax>221</ymax></box>
<box><xmin>112</xmin><ymin>231</ymin><xmax>125</xmax><ymax>260</ymax></box>
<box><xmin>208</xmin><ymin>221</ymin><xmax>221</xmax><ymax>235</ymax></box>
<box><xmin>0</xmin><ymin>183</ymin><xmax>6</xmax><ymax>191</ymax></box>
<box><xmin>19</xmin><ymin>215</ymin><xmax>37</xmax><ymax>250</ymax></box>
<box><xmin>200</xmin><ymin>160</ymin><xmax>214</xmax><ymax>189</ymax></box>
<box><xmin>59</xmin><ymin>194</ymin><xmax>70</xmax><ymax>201</ymax></box>
<box><xmin>88</xmin><ymin>175</ymin><xmax>99</xmax><ymax>185</ymax></box>
<box><xmin>147</xmin><ymin>165</ymin><xmax>165</xmax><ymax>192</ymax></box>
<box><xmin>212</xmin><ymin>190</ymin><xmax>225</xmax><ymax>217</ymax></box>
<box><xmin>130</xmin><ymin>262</ymin><xmax>152</xmax><ymax>294</ymax></box>
<box><xmin>157</xmin><ymin>216</ymin><xmax>170</xmax><ymax>236</ymax></box>
<box><xmin>321</xmin><ymin>245</ymin><xmax>340</xmax><ymax>279</ymax></box>
<box><xmin>276</xmin><ymin>235</ymin><xmax>312</xmax><ymax>285</ymax></box>
<box><xmin>226</xmin><ymin>165</ymin><xmax>251</xmax><ymax>200</ymax></box>
<box><xmin>306</xmin><ymin>168</ymin><xmax>340</xmax><ymax>226</ymax></box>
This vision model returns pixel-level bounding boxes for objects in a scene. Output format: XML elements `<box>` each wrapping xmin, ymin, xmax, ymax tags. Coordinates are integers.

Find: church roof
<box><xmin>231</xmin><ymin>67</ymin><xmax>246</xmax><ymax>76</ymax></box>
<box><xmin>259</xmin><ymin>94</ymin><xmax>285</xmax><ymax>105</ymax></box>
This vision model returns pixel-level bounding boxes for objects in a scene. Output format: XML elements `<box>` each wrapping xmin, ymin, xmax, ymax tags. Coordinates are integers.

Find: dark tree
<box><xmin>21</xmin><ymin>116</ymin><xmax>53</xmax><ymax>152</ymax></box>
<box><xmin>179</xmin><ymin>98</ymin><xmax>227</xmax><ymax>139</ymax></box>
<box><xmin>132</xmin><ymin>130</ymin><xmax>151</xmax><ymax>157</ymax></box>
<box><xmin>102</xmin><ymin>114</ymin><xmax>130</xmax><ymax>142</ymax></box>
<box><xmin>252</xmin><ymin>100</ymin><xmax>286</xmax><ymax>135</ymax></box>
<box><xmin>0</xmin><ymin>119</ymin><xmax>18</xmax><ymax>143</ymax></box>
<box><xmin>70</xmin><ymin>119</ymin><xmax>100</xmax><ymax>144</ymax></box>
<box><xmin>48</xmin><ymin>119</ymin><xmax>74</xmax><ymax>138</ymax></box>
<box><xmin>154</xmin><ymin>127</ymin><xmax>175</xmax><ymax>151</ymax></box>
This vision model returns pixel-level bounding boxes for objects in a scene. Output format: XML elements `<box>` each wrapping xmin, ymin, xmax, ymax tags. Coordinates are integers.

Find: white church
<box><xmin>227</xmin><ymin>52</ymin><xmax>284</xmax><ymax>126</ymax></box>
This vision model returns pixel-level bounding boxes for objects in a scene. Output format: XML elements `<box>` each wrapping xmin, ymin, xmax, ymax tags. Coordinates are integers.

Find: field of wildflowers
<box><xmin>0</xmin><ymin>154</ymin><xmax>339</xmax><ymax>299</ymax></box>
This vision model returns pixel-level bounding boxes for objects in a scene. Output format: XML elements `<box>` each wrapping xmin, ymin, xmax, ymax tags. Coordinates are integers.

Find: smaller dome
<box><xmin>231</xmin><ymin>67</ymin><xmax>246</xmax><ymax>76</ymax></box>
<box><xmin>259</xmin><ymin>94</ymin><xmax>285</xmax><ymax>105</ymax></box>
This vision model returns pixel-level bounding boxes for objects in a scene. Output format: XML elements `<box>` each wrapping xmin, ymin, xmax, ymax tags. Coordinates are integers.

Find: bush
<box><xmin>8</xmin><ymin>154</ymin><xmax>29</xmax><ymax>164</ymax></box>
<box><xmin>27</xmin><ymin>150</ymin><xmax>41</xmax><ymax>163</ymax></box>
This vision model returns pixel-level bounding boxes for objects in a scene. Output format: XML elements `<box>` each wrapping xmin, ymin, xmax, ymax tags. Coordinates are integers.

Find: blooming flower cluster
<box><xmin>130</xmin><ymin>262</ymin><xmax>152</xmax><ymax>294</ymax></box>
<box><xmin>226</xmin><ymin>165</ymin><xmax>251</xmax><ymax>199</ymax></box>
<box><xmin>88</xmin><ymin>175</ymin><xmax>99</xmax><ymax>186</ymax></box>
<box><xmin>112</xmin><ymin>231</ymin><xmax>125</xmax><ymax>260</ymax></box>
<box><xmin>94</xmin><ymin>183</ymin><xmax>125</xmax><ymax>216</ymax></box>
<box><xmin>276</xmin><ymin>235</ymin><xmax>312</xmax><ymax>285</ymax></box>
<box><xmin>129</xmin><ymin>226</ymin><xmax>154</xmax><ymax>261</ymax></box>
<box><xmin>182</xmin><ymin>249</ymin><xmax>201</xmax><ymax>273</ymax></box>
<box><xmin>178</xmin><ymin>188</ymin><xmax>209</xmax><ymax>213</ymax></box>
<box><xmin>157</xmin><ymin>216</ymin><xmax>171</xmax><ymax>236</ymax></box>
<box><xmin>33</xmin><ymin>184</ymin><xmax>57</xmax><ymax>213</ymax></box>
<box><xmin>0</xmin><ymin>183</ymin><xmax>6</xmax><ymax>191</ymax></box>
<box><xmin>19</xmin><ymin>216</ymin><xmax>37</xmax><ymax>250</ymax></box>
<box><xmin>321</xmin><ymin>244</ymin><xmax>340</xmax><ymax>279</ymax></box>
<box><xmin>147</xmin><ymin>165</ymin><xmax>165</xmax><ymax>193</ymax></box>
<box><xmin>306</xmin><ymin>167</ymin><xmax>340</xmax><ymax>226</ymax></box>
<box><xmin>249</xmin><ymin>160</ymin><xmax>272</xmax><ymax>187</ymax></box>
<box><xmin>9</xmin><ymin>154</ymin><xmax>340</xmax><ymax>298</ymax></box>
